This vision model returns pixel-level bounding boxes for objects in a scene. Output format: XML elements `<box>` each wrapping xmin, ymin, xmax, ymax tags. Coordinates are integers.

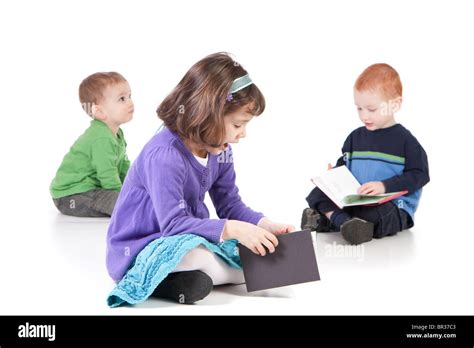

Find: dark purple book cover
<box><xmin>239</xmin><ymin>230</ymin><xmax>321</xmax><ymax>292</ymax></box>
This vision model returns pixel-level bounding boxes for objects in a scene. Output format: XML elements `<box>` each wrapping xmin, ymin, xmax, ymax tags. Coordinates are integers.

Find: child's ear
<box><xmin>91</xmin><ymin>104</ymin><xmax>106</xmax><ymax>120</ymax></box>
<box><xmin>391</xmin><ymin>97</ymin><xmax>403</xmax><ymax>113</ymax></box>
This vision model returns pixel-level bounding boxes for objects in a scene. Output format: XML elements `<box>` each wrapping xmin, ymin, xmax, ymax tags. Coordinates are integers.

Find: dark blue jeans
<box><xmin>306</xmin><ymin>187</ymin><xmax>412</xmax><ymax>238</ymax></box>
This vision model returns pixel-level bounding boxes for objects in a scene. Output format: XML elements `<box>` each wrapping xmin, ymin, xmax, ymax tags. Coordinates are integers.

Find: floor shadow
<box><xmin>213</xmin><ymin>283</ymin><xmax>295</xmax><ymax>299</ymax></box>
<box><xmin>314</xmin><ymin>228</ymin><xmax>416</xmax><ymax>270</ymax></box>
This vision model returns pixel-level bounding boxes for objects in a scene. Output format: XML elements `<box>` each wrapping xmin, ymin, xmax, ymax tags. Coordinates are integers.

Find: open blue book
<box><xmin>311</xmin><ymin>165</ymin><xmax>407</xmax><ymax>209</ymax></box>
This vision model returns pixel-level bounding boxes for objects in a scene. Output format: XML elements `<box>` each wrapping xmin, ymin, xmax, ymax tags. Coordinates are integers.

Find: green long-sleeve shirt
<box><xmin>50</xmin><ymin>120</ymin><xmax>130</xmax><ymax>199</ymax></box>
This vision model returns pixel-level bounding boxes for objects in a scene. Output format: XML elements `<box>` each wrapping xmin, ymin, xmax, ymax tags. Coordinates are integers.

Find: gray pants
<box><xmin>53</xmin><ymin>189</ymin><xmax>119</xmax><ymax>217</ymax></box>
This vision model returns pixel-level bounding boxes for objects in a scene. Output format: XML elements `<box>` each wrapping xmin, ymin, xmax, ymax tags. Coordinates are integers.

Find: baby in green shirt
<box><xmin>50</xmin><ymin>72</ymin><xmax>133</xmax><ymax>217</ymax></box>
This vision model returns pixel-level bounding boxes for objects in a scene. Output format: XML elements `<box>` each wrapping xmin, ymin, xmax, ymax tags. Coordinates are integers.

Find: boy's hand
<box><xmin>357</xmin><ymin>181</ymin><xmax>386</xmax><ymax>195</ymax></box>
<box><xmin>222</xmin><ymin>220</ymin><xmax>279</xmax><ymax>256</ymax></box>
<box><xmin>258</xmin><ymin>217</ymin><xmax>296</xmax><ymax>235</ymax></box>
<box><xmin>327</xmin><ymin>163</ymin><xmax>333</xmax><ymax>170</ymax></box>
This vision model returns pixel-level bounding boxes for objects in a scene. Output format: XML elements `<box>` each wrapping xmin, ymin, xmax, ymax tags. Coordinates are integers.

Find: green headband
<box><xmin>230</xmin><ymin>74</ymin><xmax>253</xmax><ymax>94</ymax></box>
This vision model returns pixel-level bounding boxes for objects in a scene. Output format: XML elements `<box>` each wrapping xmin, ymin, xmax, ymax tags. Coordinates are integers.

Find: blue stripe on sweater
<box><xmin>347</xmin><ymin>158</ymin><xmax>422</xmax><ymax>220</ymax></box>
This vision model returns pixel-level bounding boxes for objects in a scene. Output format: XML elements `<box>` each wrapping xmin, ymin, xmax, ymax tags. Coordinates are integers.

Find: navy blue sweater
<box><xmin>334</xmin><ymin>123</ymin><xmax>429</xmax><ymax>221</ymax></box>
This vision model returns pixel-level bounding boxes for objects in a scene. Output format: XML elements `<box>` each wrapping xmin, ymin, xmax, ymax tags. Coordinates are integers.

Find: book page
<box><xmin>343</xmin><ymin>193</ymin><xmax>395</xmax><ymax>206</ymax></box>
<box><xmin>343</xmin><ymin>191</ymin><xmax>408</xmax><ymax>207</ymax></box>
<box><xmin>311</xmin><ymin>166</ymin><xmax>361</xmax><ymax>208</ymax></box>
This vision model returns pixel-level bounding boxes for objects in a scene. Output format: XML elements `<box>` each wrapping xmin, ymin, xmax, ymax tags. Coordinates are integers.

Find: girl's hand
<box><xmin>222</xmin><ymin>220</ymin><xmax>279</xmax><ymax>256</ymax></box>
<box><xmin>357</xmin><ymin>181</ymin><xmax>386</xmax><ymax>196</ymax></box>
<box><xmin>258</xmin><ymin>217</ymin><xmax>296</xmax><ymax>236</ymax></box>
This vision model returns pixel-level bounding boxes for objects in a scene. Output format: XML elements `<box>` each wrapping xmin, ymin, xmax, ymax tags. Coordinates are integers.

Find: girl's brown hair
<box><xmin>157</xmin><ymin>52</ymin><xmax>265</xmax><ymax>147</ymax></box>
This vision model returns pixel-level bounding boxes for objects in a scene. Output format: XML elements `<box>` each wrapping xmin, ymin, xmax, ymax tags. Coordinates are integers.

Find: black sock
<box><xmin>151</xmin><ymin>270</ymin><xmax>213</xmax><ymax>304</ymax></box>
<box><xmin>330</xmin><ymin>210</ymin><xmax>351</xmax><ymax>229</ymax></box>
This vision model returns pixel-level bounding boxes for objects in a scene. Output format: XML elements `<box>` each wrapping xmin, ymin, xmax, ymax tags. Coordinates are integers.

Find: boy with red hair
<box><xmin>302</xmin><ymin>64</ymin><xmax>429</xmax><ymax>245</ymax></box>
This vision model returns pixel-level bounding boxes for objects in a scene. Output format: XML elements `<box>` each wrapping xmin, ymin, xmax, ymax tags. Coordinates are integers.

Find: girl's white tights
<box><xmin>172</xmin><ymin>245</ymin><xmax>245</xmax><ymax>285</ymax></box>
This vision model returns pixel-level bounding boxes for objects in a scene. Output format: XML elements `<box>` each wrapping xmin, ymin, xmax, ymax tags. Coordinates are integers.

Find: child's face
<box><xmin>354</xmin><ymin>88</ymin><xmax>400</xmax><ymax>131</ymax></box>
<box><xmin>96</xmin><ymin>81</ymin><xmax>134</xmax><ymax>126</ymax></box>
<box><xmin>206</xmin><ymin>105</ymin><xmax>254</xmax><ymax>155</ymax></box>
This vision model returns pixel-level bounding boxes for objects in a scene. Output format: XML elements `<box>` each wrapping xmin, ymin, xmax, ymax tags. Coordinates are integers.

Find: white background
<box><xmin>0</xmin><ymin>0</ymin><xmax>473</xmax><ymax>314</ymax></box>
